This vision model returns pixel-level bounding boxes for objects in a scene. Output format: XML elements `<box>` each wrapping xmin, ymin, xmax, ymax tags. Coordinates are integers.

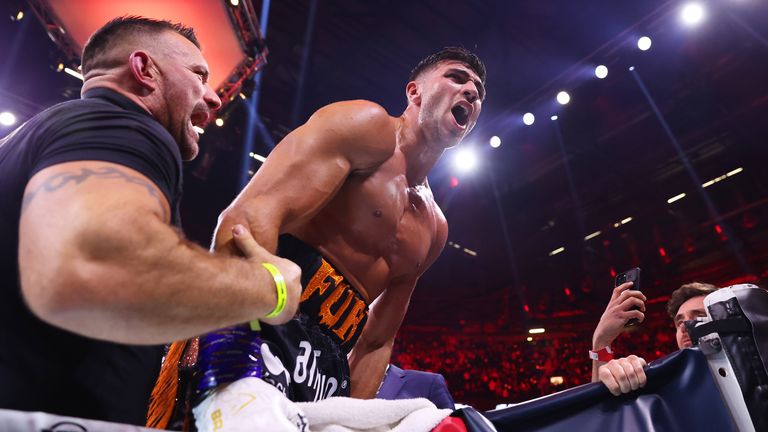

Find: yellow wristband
<box><xmin>261</xmin><ymin>262</ymin><xmax>287</xmax><ymax>319</ymax></box>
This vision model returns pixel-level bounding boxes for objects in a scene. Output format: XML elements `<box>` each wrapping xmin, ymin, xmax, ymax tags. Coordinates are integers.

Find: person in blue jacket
<box><xmin>376</xmin><ymin>364</ymin><xmax>456</xmax><ymax>410</ymax></box>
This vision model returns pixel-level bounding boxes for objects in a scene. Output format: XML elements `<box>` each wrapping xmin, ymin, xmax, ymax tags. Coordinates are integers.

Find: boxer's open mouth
<box><xmin>451</xmin><ymin>104</ymin><xmax>469</xmax><ymax>127</ymax></box>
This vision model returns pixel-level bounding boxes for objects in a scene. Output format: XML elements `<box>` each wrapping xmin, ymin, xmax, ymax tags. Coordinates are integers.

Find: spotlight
<box><xmin>453</xmin><ymin>148</ymin><xmax>478</xmax><ymax>173</ymax></box>
<box><xmin>12</xmin><ymin>10</ymin><xmax>24</xmax><ymax>21</ymax></box>
<box><xmin>489</xmin><ymin>136</ymin><xmax>501</xmax><ymax>148</ymax></box>
<box><xmin>681</xmin><ymin>3</ymin><xmax>705</xmax><ymax>26</ymax></box>
<box><xmin>230</xmin><ymin>0</ymin><xmax>240</xmax><ymax>5</ymax></box>
<box><xmin>550</xmin><ymin>115</ymin><xmax>558</xmax><ymax>121</ymax></box>
<box><xmin>637</xmin><ymin>36</ymin><xmax>652</xmax><ymax>51</ymax></box>
<box><xmin>595</xmin><ymin>65</ymin><xmax>608</xmax><ymax>79</ymax></box>
<box><xmin>523</xmin><ymin>112</ymin><xmax>535</xmax><ymax>125</ymax></box>
<box><xmin>215</xmin><ymin>118</ymin><xmax>224</xmax><ymax>127</ymax></box>
<box><xmin>0</xmin><ymin>111</ymin><xmax>17</xmax><ymax>126</ymax></box>
<box><xmin>556</xmin><ymin>91</ymin><xmax>570</xmax><ymax>105</ymax></box>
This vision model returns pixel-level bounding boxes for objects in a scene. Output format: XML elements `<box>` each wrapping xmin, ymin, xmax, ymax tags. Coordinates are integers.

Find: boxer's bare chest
<box><xmin>297</xmin><ymin>151</ymin><xmax>446</xmax><ymax>300</ymax></box>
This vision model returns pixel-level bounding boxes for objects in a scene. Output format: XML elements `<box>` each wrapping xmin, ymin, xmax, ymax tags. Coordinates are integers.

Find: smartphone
<box><xmin>615</xmin><ymin>267</ymin><xmax>641</xmax><ymax>327</ymax></box>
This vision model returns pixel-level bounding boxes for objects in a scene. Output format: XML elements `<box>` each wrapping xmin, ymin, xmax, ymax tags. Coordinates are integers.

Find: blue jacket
<box><xmin>375</xmin><ymin>364</ymin><xmax>455</xmax><ymax>410</ymax></box>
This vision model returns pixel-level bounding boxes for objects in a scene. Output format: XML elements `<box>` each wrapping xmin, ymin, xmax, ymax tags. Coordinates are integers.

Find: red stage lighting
<box><xmin>714</xmin><ymin>224</ymin><xmax>728</xmax><ymax>241</ymax></box>
<box><xmin>29</xmin><ymin>0</ymin><xmax>266</xmax><ymax>110</ymax></box>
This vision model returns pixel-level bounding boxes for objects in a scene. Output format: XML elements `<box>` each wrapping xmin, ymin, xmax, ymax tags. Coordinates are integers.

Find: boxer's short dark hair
<box><xmin>409</xmin><ymin>46</ymin><xmax>486</xmax><ymax>86</ymax></box>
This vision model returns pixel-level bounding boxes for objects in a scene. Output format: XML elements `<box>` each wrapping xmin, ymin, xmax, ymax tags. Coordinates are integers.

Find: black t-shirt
<box><xmin>0</xmin><ymin>88</ymin><xmax>183</xmax><ymax>425</ymax></box>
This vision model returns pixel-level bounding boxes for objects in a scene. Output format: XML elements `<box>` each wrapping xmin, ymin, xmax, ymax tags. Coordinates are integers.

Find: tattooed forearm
<box><xmin>22</xmin><ymin>166</ymin><xmax>168</xmax><ymax>221</ymax></box>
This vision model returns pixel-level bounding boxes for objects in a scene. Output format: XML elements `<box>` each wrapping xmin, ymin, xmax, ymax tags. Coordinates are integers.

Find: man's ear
<box><xmin>406</xmin><ymin>81</ymin><xmax>421</xmax><ymax>106</ymax></box>
<box><xmin>128</xmin><ymin>51</ymin><xmax>158</xmax><ymax>91</ymax></box>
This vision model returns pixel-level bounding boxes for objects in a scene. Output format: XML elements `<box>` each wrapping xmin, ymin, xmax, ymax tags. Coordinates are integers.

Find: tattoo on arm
<box><xmin>22</xmin><ymin>166</ymin><xmax>169</xmax><ymax>221</ymax></box>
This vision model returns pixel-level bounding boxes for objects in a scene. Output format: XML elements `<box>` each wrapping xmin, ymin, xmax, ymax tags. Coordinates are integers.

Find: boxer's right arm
<box><xmin>213</xmin><ymin>100</ymin><xmax>396</xmax><ymax>254</ymax></box>
<box><xmin>18</xmin><ymin>160</ymin><xmax>301</xmax><ymax>345</ymax></box>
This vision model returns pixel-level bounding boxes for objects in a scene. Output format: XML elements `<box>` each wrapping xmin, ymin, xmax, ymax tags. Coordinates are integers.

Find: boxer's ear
<box><xmin>406</xmin><ymin>81</ymin><xmax>421</xmax><ymax>106</ymax></box>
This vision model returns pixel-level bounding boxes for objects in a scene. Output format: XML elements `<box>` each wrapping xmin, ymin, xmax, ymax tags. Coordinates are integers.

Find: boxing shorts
<box><xmin>259</xmin><ymin>234</ymin><xmax>370</xmax><ymax>402</ymax></box>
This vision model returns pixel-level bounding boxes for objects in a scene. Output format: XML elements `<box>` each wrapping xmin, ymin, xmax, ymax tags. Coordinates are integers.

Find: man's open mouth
<box><xmin>451</xmin><ymin>104</ymin><xmax>469</xmax><ymax>127</ymax></box>
<box><xmin>190</xmin><ymin>110</ymin><xmax>210</xmax><ymax>129</ymax></box>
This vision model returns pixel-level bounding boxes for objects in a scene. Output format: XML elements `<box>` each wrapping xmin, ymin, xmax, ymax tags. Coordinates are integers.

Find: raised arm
<box><xmin>18</xmin><ymin>161</ymin><xmax>301</xmax><ymax>344</ymax></box>
<box><xmin>590</xmin><ymin>281</ymin><xmax>646</xmax><ymax>382</ymax></box>
<box><xmin>213</xmin><ymin>100</ymin><xmax>396</xmax><ymax>255</ymax></box>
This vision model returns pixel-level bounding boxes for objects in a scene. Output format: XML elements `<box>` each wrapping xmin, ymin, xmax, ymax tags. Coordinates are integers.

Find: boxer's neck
<box><xmin>397</xmin><ymin>111</ymin><xmax>445</xmax><ymax>186</ymax></box>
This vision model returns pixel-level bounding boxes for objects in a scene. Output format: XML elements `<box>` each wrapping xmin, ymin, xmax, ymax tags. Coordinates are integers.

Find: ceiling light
<box><xmin>489</xmin><ymin>136</ymin><xmax>501</xmax><ymax>148</ymax></box>
<box><xmin>64</xmin><ymin>67</ymin><xmax>83</xmax><ymax>81</ymax></box>
<box><xmin>595</xmin><ymin>65</ymin><xmax>608</xmax><ymax>79</ymax></box>
<box><xmin>681</xmin><ymin>3</ymin><xmax>705</xmax><ymax>26</ymax></box>
<box><xmin>523</xmin><ymin>112</ymin><xmax>535</xmax><ymax>125</ymax></box>
<box><xmin>667</xmin><ymin>193</ymin><xmax>686</xmax><ymax>204</ymax></box>
<box><xmin>637</xmin><ymin>36</ymin><xmax>652</xmax><ymax>51</ymax></box>
<box><xmin>584</xmin><ymin>230</ymin><xmax>602</xmax><ymax>241</ymax></box>
<box><xmin>556</xmin><ymin>91</ymin><xmax>570</xmax><ymax>105</ymax></box>
<box><xmin>0</xmin><ymin>112</ymin><xmax>17</xmax><ymax>126</ymax></box>
<box><xmin>548</xmin><ymin>247</ymin><xmax>565</xmax><ymax>256</ymax></box>
<box><xmin>453</xmin><ymin>148</ymin><xmax>478</xmax><ymax>173</ymax></box>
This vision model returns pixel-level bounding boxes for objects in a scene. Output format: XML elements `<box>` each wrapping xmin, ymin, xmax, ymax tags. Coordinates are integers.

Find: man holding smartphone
<box><xmin>590</xmin><ymin>280</ymin><xmax>718</xmax><ymax>395</ymax></box>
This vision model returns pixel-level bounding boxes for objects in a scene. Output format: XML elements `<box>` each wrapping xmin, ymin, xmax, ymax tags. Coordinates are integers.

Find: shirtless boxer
<box><xmin>212</xmin><ymin>46</ymin><xmax>486</xmax><ymax>404</ymax></box>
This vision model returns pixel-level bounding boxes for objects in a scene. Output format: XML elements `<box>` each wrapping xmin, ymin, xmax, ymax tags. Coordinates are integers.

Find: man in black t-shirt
<box><xmin>0</xmin><ymin>17</ymin><xmax>301</xmax><ymax>425</ymax></box>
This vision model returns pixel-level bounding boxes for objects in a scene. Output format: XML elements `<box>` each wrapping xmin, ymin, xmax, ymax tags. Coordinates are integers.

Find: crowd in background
<box><xmin>392</xmin><ymin>311</ymin><xmax>678</xmax><ymax>410</ymax></box>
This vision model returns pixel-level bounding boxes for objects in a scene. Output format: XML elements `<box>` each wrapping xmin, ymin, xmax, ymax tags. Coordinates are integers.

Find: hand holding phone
<box><xmin>615</xmin><ymin>267</ymin><xmax>642</xmax><ymax>327</ymax></box>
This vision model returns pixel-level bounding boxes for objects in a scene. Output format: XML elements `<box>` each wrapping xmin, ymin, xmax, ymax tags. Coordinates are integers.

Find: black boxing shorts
<box><xmin>259</xmin><ymin>235</ymin><xmax>369</xmax><ymax>402</ymax></box>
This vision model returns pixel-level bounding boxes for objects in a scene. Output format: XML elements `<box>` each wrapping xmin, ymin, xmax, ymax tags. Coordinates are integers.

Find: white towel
<box><xmin>297</xmin><ymin>397</ymin><xmax>451</xmax><ymax>432</ymax></box>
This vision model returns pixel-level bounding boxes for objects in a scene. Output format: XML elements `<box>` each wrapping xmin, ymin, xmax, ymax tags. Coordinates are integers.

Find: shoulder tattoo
<box><xmin>22</xmin><ymin>166</ymin><xmax>168</xmax><ymax>221</ymax></box>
